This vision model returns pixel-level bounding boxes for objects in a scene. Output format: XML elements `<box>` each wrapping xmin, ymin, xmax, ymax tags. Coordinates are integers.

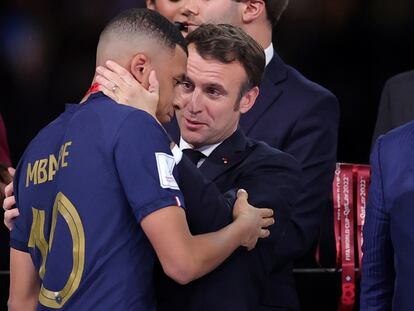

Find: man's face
<box><xmin>153</xmin><ymin>46</ymin><xmax>187</xmax><ymax>123</ymax></box>
<box><xmin>175</xmin><ymin>44</ymin><xmax>249</xmax><ymax>147</ymax></box>
<box><xmin>147</xmin><ymin>0</ymin><xmax>243</xmax><ymax>36</ymax></box>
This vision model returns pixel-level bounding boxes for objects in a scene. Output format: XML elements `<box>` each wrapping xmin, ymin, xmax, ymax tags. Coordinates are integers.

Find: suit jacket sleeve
<box><xmin>274</xmin><ymin>91</ymin><xmax>339</xmax><ymax>267</ymax></box>
<box><xmin>371</xmin><ymin>81</ymin><xmax>392</xmax><ymax>148</ymax></box>
<box><xmin>177</xmin><ymin>156</ymin><xmax>234</xmax><ymax>234</ymax></box>
<box><xmin>235</xmin><ymin>151</ymin><xmax>303</xmax><ymax>272</ymax></box>
<box><xmin>360</xmin><ymin>138</ymin><xmax>395</xmax><ymax>311</ymax></box>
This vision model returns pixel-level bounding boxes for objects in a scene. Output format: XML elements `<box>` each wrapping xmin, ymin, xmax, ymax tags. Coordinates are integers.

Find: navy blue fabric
<box><xmin>361</xmin><ymin>121</ymin><xmax>414</xmax><ymax>311</ymax></box>
<box><xmin>164</xmin><ymin>52</ymin><xmax>339</xmax><ymax>309</ymax></box>
<box><xmin>157</xmin><ymin>129</ymin><xmax>302</xmax><ymax>311</ymax></box>
<box><xmin>11</xmin><ymin>93</ymin><xmax>184</xmax><ymax>311</ymax></box>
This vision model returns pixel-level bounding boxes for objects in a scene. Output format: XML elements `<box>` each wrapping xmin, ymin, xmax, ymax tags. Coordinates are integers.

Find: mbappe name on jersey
<box><xmin>25</xmin><ymin>141</ymin><xmax>72</xmax><ymax>187</ymax></box>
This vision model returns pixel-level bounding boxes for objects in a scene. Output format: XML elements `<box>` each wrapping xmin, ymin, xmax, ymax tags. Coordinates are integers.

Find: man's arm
<box><xmin>176</xmin><ymin>155</ymin><xmax>235</xmax><ymax>234</ymax></box>
<box><xmin>141</xmin><ymin>190</ymin><xmax>273</xmax><ymax>285</ymax></box>
<box><xmin>9</xmin><ymin>248</ymin><xmax>40</xmax><ymax>311</ymax></box>
<box><xmin>360</xmin><ymin>138</ymin><xmax>394</xmax><ymax>310</ymax></box>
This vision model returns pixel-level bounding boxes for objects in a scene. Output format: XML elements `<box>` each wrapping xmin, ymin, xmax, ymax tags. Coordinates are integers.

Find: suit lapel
<box><xmin>199</xmin><ymin>129</ymin><xmax>249</xmax><ymax>181</ymax></box>
<box><xmin>239</xmin><ymin>52</ymin><xmax>288</xmax><ymax>134</ymax></box>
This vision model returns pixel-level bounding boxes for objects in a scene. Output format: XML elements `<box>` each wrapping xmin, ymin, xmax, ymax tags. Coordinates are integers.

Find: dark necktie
<box><xmin>182</xmin><ymin>149</ymin><xmax>206</xmax><ymax>166</ymax></box>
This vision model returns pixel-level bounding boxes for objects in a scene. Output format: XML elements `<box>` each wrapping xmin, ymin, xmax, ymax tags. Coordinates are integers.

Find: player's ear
<box><xmin>146</xmin><ymin>0</ymin><xmax>155</xmax><ymax>10</ymax></box>
<box><xmin>239</xmin><ymin>86</ymin><xmax>259</xmax><ymax>114</ymax></box>
<box><xmin>130</xmin><ymin>53</ymin><xmax>151</xmax><ymax>89</ymax></box>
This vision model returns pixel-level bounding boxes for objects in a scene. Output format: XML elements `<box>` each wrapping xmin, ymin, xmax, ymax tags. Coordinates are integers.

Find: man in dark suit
<box><xmin>361</xmin><ymin>120</ymin><xmax>414</xmax><ymax>311</ymax></box>
<box><xmin>371</xmin><ymin>70</ymin><xmax>414</xmax><ymax>146</ymax></box>
<box><xmin>158</xmin><ymin>24</ymin><xmax>302</xmax><ymax>311</ymax></box>
<box><xmin>89</xmin><ymin>23</ymin><xmax>302</xmax><ymax>310</ymax></box>
<box><xmin>146</xmin><ymin>1</ymin><xmax>339</xmax><ymax>309</ymax></box>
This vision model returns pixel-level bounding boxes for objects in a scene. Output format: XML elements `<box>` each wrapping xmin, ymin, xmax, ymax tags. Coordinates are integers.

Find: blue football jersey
<box><xmin>11</xmin><ymin>93</ymin><xmax>184</xmax><ymax>311</ymax></box>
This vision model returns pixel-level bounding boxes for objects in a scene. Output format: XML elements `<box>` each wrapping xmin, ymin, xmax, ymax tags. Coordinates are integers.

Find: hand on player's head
<box><xmin>96</xmin><ymin>60</ymin><xmax>160</xmax><ymax>120</ymax></box>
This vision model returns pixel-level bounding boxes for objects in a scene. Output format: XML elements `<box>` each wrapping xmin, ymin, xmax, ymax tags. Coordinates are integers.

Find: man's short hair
<box><xmin>186</xmin><ymin>24</ymin><xmax>265</xmax><ymax>93</ymax></box>
<box><xmin>265</xmin><ymin>0</ymin><xmax>289</xmax><ymax>27</ymax></box>
<box><xmin>101</xmin><ymin>8</ymin><xmax>188</xmax><ymax>55</ymax></box>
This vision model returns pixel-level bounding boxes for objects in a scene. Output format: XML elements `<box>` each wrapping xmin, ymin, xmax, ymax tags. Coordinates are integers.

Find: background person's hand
<box><xmin>2</xmin><ymin>167</ymin><xmax>17</xmax><ymax>230</ymax></box>
<box><xmin>0</xmin><ymin>165</ymin><xmax>13</xmax><ymax>205</ymax></box>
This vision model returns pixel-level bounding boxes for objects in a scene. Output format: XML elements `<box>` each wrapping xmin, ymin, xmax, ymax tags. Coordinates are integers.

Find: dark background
<box><xmin>1</xmin><ymin>0</ymin><xmax>414</xmax><ymax>310</ymax></box>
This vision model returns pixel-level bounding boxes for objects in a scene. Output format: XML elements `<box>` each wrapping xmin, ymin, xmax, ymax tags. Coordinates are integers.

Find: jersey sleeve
<box><xmin>113</xmin><ymin>111</ymin><xmax>185</xmax><ymax>223</ymax></box>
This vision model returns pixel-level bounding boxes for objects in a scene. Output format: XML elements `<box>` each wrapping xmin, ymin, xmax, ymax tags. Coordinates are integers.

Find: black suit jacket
<box><xmin>164</xmin><ymin>52</ymin><xmax>339</xmax><ymax>309</ymax></box>
<box><xmin>156</xmin><ymin>129</ymin><xmax>302</xmax><ymax>311</ymax></box>
<box><xmin>371</xmin><ymin>70</ymin><xmax>414</xmax><ymax>146</ymax></box>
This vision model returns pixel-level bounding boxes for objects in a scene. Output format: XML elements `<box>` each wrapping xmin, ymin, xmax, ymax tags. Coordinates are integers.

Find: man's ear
<box><xmin>130</xmin><ymin>53</ymin><xmax>151</xmax><ymax>89</ymax></box>
<box><xmin>146</xmin><ymin>0</ymin><xmax>155</xmax><ymax>10</ymax></box>
<box><xmin>241</xmin><ymin>0</ymin><xmax>266</xmax><ymax>24</ymax></box>
<box><xmin>239</xmin><ymin>86</ymin><xmax>259</xmax><ymax>114</ymax></box>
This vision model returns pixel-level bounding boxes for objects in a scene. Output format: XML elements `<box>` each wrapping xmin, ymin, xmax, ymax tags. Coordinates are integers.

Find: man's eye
<box><xmin>180</xmin><ymin>81</ymin><xmax>193</xmax><ymax>91</ymax></box>
<box><xmin>207</xmin><ymin>87</ymin><xmax>220</xmax><ymax>96</ymax></box>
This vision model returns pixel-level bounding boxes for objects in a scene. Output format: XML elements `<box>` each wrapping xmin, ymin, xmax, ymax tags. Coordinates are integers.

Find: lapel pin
<box><xmin>222</xmin><ymin>157</ymin><xmax>229</xmax><ymax>164</ymax></box>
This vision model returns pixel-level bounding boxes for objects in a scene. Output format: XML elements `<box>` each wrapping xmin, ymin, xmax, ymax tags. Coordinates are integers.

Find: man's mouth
<box><xmin>183</xmin><ymin>117</ymin><xmax>205</xmax><ymax>130</ymax></box>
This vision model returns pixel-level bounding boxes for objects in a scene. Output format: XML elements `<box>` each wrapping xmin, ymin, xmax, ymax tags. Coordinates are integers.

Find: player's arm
<box><xmin>8</xmin><ymin>248</ymin><xmax>40</xmax><ymax>311</ymax></box>
<box><xmin>141</xmin><ymin>189</ymin><xmax>273</xmax><ymax>285</ymax></box>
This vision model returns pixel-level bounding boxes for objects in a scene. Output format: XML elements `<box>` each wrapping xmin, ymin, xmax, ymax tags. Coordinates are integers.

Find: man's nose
<box><xmin>185</xmin><ymin>88</ymin><xmax>202</xmax><ymax>114</ymax></box>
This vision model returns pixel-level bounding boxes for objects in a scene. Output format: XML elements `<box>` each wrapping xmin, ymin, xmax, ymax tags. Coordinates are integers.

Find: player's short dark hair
<box><xmin>102</xmin><ymin>8</ymin><xmax>188</xmax><ymax>55</ymax></box>
<box><xmin>264</xmin><ymin>0</ymin><xmax>289</xmax><ymax>27</ymax></box>
<box><xmin>186</xmin><ymin>24</ymin><xmax>265</xmax><ymax>94</ymax></box>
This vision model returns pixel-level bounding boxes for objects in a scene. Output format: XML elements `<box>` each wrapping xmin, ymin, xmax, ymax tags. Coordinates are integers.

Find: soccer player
<box><xmin>7</xmin><ymin>9</ymin><xmax>273</xmax><ymax>311</ymax></box>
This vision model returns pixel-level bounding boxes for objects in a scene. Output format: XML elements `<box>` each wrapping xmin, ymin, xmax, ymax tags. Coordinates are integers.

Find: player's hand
<box><xmin>3</xmin><ymin>168</ymin><xmax>18</xmax><ymax>231</ymax></box>
<box><xmin>232</xmin><ymin>189</ymin><xmax>274</xmax><ymax>251</ymax></box>
<box><xmin>95</xmin><ymin>60</ymin><xmax>160</xmax><ymax>118</ymax></box>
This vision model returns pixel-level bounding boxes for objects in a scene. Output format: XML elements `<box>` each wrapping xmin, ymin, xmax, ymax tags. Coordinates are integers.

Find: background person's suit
<box><xmin>361</xmin><ymin>121</ymin><xmax>414</xmax><ymax>311</ymax></box>
<box><xmin>371</xmin><ymin>70</ymin><xmax>414</xmax><ymax>146</ymax></box>
<box><xmin>156</xmin><ymin>129</ymin><xmax>302</xmax><ymax>311</ymax></box>
<box><xmin>165</xmin><ymin>51</ymin><xmax>339</xmax><ymax>310</ymax></box>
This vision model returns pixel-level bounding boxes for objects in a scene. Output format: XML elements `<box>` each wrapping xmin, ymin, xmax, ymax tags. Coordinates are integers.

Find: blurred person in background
<box><xmin>0</xmin><ymin>113</ymin><xmax>12</xmax><ymax>206</ymax></box>
<box><xmin>371</xmin><ymin>70</ymin><xmax>414</xmax><ymax>146</ymax></box>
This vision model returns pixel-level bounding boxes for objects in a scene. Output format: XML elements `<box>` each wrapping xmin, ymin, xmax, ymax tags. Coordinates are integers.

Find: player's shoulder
<box><xmin>23</xmin><ymin>110</ymin><xmax>72</xmax><ymax>156</ymax></box>
<box><xmin>83</xmin><ymin>93</ymin><xmax>163</xmax><ymax>133</ymax></box>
